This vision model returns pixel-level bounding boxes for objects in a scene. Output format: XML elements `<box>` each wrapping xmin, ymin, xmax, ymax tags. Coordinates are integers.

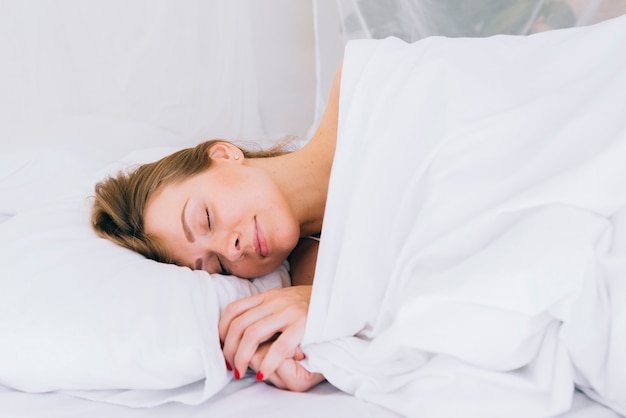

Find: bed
<box><xmin>1</xmin><ymin>1</ymin><xmax>626</xmax><ymax>417</ymax></box>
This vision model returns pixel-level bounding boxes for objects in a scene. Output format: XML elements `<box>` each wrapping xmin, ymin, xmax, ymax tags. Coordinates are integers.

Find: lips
<box><xmin>254</xmin><ymin>217</ymin><xmax>268</xmax><ymax>257</ymax></box>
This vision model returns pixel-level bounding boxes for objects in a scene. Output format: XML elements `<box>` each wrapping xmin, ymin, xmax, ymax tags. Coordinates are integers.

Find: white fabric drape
<box><xmin>311</xmin><ymin>0</ymin><xmax>626</xmax><ymax>128</ymax></box>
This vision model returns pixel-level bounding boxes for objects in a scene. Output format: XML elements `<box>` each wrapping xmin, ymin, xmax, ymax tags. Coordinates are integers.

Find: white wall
<box><xmin>250</xmin><ymin>0</ymin><xmax>316</xmax><ymax>143</ymax></box>
<box><xmin>0</xmin><ymin>1</ymin><xmax>318</xmax><ymax>161</ymax></box>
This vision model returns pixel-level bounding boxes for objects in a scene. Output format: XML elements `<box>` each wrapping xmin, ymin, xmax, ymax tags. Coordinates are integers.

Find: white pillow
<box><xmin>0</xmin><ymin>148</ymin><xmax>289</xmax><ymax>407</ymax></box>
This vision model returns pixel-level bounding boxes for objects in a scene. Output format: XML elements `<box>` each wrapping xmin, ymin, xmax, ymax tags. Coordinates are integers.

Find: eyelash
<box><xmin>205</xmin><ymin>209</ymin><xmax>211</xmax><ymax>230</ymax></box>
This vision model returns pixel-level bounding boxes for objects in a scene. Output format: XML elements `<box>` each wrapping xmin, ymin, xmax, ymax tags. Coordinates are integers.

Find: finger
<box><xmin>232</xmin><ymin>313</ymin><xmax>292</xmax><ymax>377</ymax></box>
<box><xmin>218</xmin><ymin>294</ymin><xmax>264</xmax><ymax>342</ymax></box>
<box><xmin>249</xmin><ymin>343</ymin><xmax>287</xmax><ymax>389</ymax></box>
<box><xmin>293</xmin><ymin>346</ymin><xmax>306</xmax><ymax>361</ymax></box>
<box><xmin>221</xmin><ymin>303</ymin><xmax>276</xmax><ymax>367</ymax></box>
<box><xmin>257</xmin><ymin>319</ymin><xmax>306</xmax><ymax>380</ymax></box>
<box><xmin>262</xmin><ymin>371</ymin><xmax>287</xmax><ymax>390</ymax></box>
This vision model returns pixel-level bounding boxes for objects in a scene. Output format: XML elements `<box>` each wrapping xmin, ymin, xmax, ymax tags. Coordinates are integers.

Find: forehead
<box><xmin>150</xmin><ymin>170</ymin><xmax>210</xmax><ymax>206</ymax></box>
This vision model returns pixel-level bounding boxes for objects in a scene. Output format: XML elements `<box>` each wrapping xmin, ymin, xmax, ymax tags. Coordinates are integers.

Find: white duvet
<box><xmin>302</xmin><ymin>15</ymin><xmax>626</xmax><ymax>418</ymax></box>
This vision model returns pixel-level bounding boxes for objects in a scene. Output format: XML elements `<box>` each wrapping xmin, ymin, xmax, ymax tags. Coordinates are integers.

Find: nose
<box><xmin>216</xmin><ymin>230</ymin><xmax>242</xmax><ymax>262</ymax></box>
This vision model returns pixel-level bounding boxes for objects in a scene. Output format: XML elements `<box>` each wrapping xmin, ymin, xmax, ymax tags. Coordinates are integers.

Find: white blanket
<box><xmin>302</xmin><ymin>15</ymin><xmax>626</xmax><ymax>418</ymax></box>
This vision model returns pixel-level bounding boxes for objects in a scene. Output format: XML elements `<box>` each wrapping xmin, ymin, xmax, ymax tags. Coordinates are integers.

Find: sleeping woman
<box><xmin>91</xmin><ymin>63</ymin><xmax>342</xmax><ymax>390</ymax></box>
<box><xmin>92</xmin><ymin>16</ymin><xmax>626</xmax><ymax>417</ymax></box>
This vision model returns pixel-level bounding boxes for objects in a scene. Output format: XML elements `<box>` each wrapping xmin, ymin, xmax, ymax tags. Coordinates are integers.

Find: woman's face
<box><xmin>143</xmin><ymin>156</ymin><xmax>300</xmax><ymax>279</ymax></box>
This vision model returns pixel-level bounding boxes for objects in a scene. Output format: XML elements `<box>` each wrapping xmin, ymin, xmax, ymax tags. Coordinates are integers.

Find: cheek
<box><xmin>270</xmin><ymin>230</ymin><xmax>301</xmax><ymax>272</ymax></box>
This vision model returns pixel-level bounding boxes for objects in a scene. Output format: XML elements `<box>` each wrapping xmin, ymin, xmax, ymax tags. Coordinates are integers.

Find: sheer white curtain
<box><xmin>0</xmin><ymin>0</ymin><xmax>316</xmax><ymax>160</ymax></box>
<box><xmin>312</xmin><ymin>0</ymin><xmax>626</xmax><ymax>127</ymax></box>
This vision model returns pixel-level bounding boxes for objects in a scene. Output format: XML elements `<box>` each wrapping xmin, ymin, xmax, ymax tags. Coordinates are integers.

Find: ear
<box><xmin>207</xmin><ymin>141</ymin><xmax>244</xmax><ymax>162</ymax></box>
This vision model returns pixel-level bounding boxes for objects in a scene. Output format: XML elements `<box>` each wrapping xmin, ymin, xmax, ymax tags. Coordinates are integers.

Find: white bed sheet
<box><xmin>0</xmin><ymin>381</ymin><xmax>620</xmax><ymax>418</ymax></box>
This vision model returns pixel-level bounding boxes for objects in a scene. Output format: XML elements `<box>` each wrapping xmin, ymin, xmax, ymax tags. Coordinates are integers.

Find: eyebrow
<box><xmin>181</xmin><ymin>199</ymin><xmax>195</xmax><ymax>243</ymax></box>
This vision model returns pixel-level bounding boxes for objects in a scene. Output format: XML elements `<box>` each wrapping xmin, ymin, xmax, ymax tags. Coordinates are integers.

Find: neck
<box><xmin>249</xmin><ymin>132</ymin><xmax>335</xmax><ymax>237</ymax></box>
<box><xmin>250</xmin><ymin>61</ymin><xmax>340</xmax><ymax>237</ymax></box>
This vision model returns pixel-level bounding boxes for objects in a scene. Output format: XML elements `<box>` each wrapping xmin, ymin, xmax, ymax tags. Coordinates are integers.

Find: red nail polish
<box><xmin>225</xmin><ymin>360</ymin><xmax>232</xmax><ymax>371</ymax></box>
<box><xmin>256</xmin><ymin>371</ymin><xmax>264</xmax><ymax>381</ymax></box>
<box><xmin>234</xmin><ymin>369</ymin><xmax>240</xmax><ymax>380</ymax></box>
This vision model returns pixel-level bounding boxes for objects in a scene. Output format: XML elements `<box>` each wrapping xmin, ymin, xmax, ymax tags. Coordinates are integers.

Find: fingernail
<box><xmin>225</xmin><ymin>360</ymin><xmax>232</xmax><ymax>371</ymax></box>
<box><xmin>256</xmin><ymin>371</ymin><xmax>264</xmax><ymax>381</ymax></box>
<box><xmin>234</xmin><ymin>369</ymin><xmax>241</xmax><ymax>380</ymax></box>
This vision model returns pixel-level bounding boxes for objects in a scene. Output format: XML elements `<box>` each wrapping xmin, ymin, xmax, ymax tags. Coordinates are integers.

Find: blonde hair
<box><xmin>91</xmin><ymin>139</ymin><xmax>291</xmax><ymax>263</ymax></box>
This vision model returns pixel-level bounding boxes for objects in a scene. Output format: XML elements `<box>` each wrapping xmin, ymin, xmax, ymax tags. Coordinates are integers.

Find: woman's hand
<box><xmin>250</xmin><ymin>341</ymin><xmax>325</xmax><ymax>392</ymax></box>
<box><xmin>218</xmin><ymin>285</ymin><xmax>312</xmax><ymax>380</ymax></box>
